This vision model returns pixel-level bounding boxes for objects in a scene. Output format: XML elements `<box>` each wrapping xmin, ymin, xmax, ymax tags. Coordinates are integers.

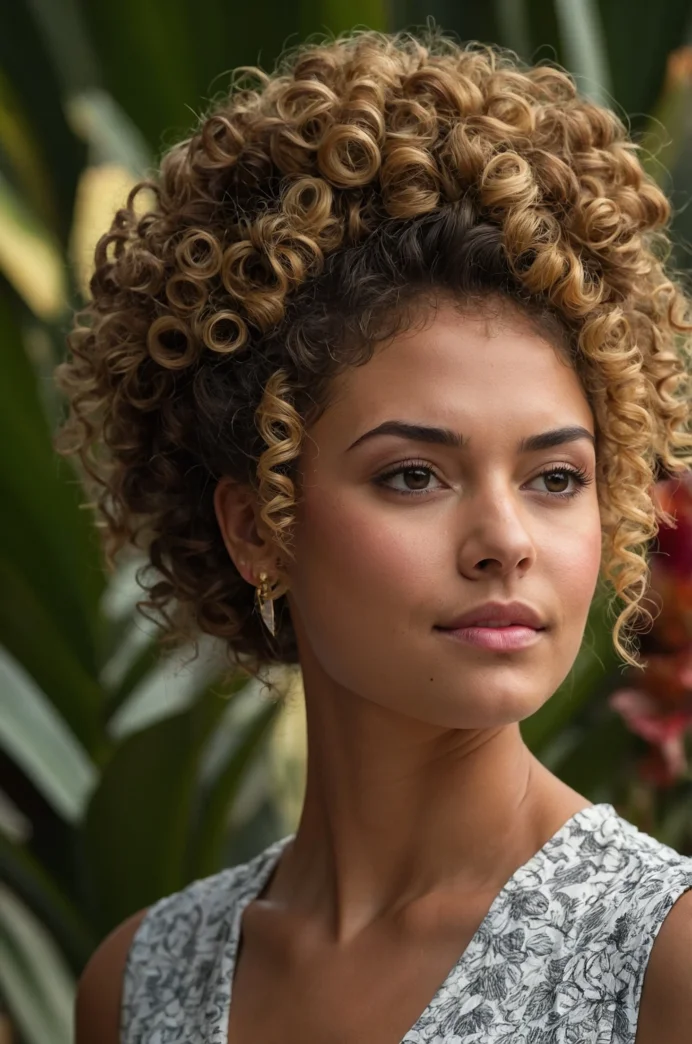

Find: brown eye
<box><xmin>526</xmin><ymin>465</ymin><xmax>590</xmax><ymax>500</ymax></box>
<box><xmin>374</xmin><ymin>462</ymin><xmax>443</xmax><ymax>496</ymax></box>
<box><xmin>402</xmin><ymin>467</ymin><xmax>432</xmax><ymax>490</ymax></box>
<box><xmin>543</xmin><ymin>470</ymin><xmax>571</xmax><ymax>493</ymax></box>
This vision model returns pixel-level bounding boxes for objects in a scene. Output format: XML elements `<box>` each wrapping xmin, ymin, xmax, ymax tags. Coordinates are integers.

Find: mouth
<box><xmin>434</xmin><ymin>623</ymin><xmax>546</xmax><ymax>653</ymax></box>
<box><xmin>433</xmin><ymin>599</ymin><xmax>548</xmax><ymax>652</ymax></box>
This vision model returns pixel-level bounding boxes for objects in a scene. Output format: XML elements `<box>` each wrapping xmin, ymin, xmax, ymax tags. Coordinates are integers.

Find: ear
<box><xmin>213</xmin><ymin>476</ymin><xmax>277</xmax><ymax>585</ymax></box>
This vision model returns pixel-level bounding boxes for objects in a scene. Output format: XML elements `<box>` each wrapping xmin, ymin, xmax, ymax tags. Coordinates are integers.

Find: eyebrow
<box><xmin>345</xmin><ymin>420</ymin><xmax>595</xmax><ymax>453</ymax></box>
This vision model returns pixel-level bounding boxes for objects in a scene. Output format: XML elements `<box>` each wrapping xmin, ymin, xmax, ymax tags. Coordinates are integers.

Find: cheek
<box><xmin>545</xmin><ymin>518</ymin><xmax>603</xmax><ymax>625</ymax></box>
<box><xmin>290</xmin><ymin>484</ymin><xmax>446</xmax><ymax>689</ymax></box>
<box><xmin>294</xmin><ymin>487</ymin><xmax>433</xmax><ymax>607</ymax></box>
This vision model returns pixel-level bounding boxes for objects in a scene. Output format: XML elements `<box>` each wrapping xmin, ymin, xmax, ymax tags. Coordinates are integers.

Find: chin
<box><xmin>422</xmin><ymin>675</ymin><xmax>556</xmax><ymax>731</ymax></box>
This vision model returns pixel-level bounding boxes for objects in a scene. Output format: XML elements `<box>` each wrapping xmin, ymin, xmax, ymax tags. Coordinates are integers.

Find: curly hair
<box><xmin>55</xmin><ymin>28</ymin><xmax>692</xmax><ymax>678</ymax></box>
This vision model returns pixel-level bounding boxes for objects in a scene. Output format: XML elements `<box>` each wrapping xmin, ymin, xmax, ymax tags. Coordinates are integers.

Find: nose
<box><xmin>457</xmin><ymin>482</ymin><xmax>537</xmax><ymax>580</ymax></box>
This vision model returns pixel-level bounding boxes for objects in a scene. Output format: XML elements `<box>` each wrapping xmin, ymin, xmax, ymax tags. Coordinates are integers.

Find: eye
<box><xmin>372</xmin><ymin>460</ymin><xmax>443</xmax><ymax>496</ymax></box>
<box><xmin>526</xmin><ymin>465</ymin><xmax>592</xmax><ymax>499</ymax></box>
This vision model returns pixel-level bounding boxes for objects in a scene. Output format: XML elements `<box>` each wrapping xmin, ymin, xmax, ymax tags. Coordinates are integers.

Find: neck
<box><xmin>270</xmin><ymin>679</ymin><xmax>588</xmax><ymax>944</ymax></box>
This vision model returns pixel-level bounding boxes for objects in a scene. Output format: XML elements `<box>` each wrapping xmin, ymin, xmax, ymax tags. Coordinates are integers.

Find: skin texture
<box><xmin>74</xmin><ymin>299</ymin><xmax>692</xmax><ymax>1044</ymax></box>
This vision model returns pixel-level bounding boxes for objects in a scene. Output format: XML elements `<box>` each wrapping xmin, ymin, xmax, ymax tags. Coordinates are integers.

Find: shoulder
<box><xmin>75</xmin><ymin>907</ymin><xmax>149</xmax><ymax>1044</ymax></box>
<box><xmin>635</xmin><ymin>887</ymin><xmax>692</xmax><ymax>1044</ymax></box>
<box><xmin>74</xmin><ymin>866</ymin><xmax>243</xmax><ymax>1044</ymax></box>
<box><xmin>74</xmin><ymin>863</ymin><xmax>244</xmax><ymax>1044</ymax></box>
<box><xmin>552</xmin><ymin>804</ymin><xmax>692</xmax><ymax>1042</ymax></box>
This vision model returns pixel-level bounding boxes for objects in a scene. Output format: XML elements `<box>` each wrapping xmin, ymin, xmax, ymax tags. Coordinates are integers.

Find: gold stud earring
<box><xmin>255</xmin><ymin>571</ymin><xmax>276</xmax><ymax>636</ymax></box>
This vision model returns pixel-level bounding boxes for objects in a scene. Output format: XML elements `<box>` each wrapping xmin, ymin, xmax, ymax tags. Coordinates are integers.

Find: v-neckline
<box><xmin>218</xmin><ymin>803</ymin><xmax>615</xmax><ymax>1043</ymax></box>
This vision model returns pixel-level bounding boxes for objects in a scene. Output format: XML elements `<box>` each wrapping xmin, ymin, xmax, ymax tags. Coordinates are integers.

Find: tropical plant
<box><xmin>606</xmin><ymin>475</ymin><xmax>692</xmax><ymax>836</ymax></box>
<box><xmin>2</xmin><ymin>3</ymin><xmax>692</xmax><ymax>1043</ymax></box>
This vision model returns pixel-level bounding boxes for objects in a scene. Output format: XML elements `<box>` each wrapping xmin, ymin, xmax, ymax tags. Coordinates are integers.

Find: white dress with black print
<box><xmin>120</xmin><ymin>803</ymin><xmax>692</xmax><ymax>1043</ymax></box>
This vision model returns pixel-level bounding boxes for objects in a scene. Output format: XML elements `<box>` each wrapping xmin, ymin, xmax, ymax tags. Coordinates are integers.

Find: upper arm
<box><xmin>74</xmin><ymin>907</ymin><xmax>149</xmax><ymax>1044</ymax></box>
<box><xmin>635</xmin><ymin>888</ymin><xmax>692</xmax><ymax>1044</ymax></box>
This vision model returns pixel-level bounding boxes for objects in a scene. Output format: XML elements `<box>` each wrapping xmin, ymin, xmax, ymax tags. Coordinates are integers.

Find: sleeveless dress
<box><xmin>121</xmin><ymin>803</ymin><xmax>692</xmax><ymax>1043</ymax></box>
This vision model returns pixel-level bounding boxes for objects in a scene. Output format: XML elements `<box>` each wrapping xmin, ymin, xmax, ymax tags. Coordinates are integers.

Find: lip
<box><xmin>436</xmin><ymin>625</ymin><xmax>543</xmax><ymax>652</ymax></box>
<box><xmin>436</xmin><ymin>601</ymin><xmax>546</xmax><ymax>631</ymax></box>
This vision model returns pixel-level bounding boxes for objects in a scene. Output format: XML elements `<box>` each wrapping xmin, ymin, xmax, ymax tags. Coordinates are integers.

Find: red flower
<box><xmin>654</xmin><ymin>474</ymin><xmax>692</xmax><ymax>581</ymax></box>
<box><xmin>609</xmin><ymin>687</ymin><xmax>692</xmax><ymax>786</ymax></box>
<box><xmin>608</xmin><ymin>476</ymin><xmax>692</xmax><ymax>787</ymax></box>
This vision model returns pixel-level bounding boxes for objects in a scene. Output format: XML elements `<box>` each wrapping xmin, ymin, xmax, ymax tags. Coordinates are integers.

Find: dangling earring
<box><xmin>255</xmin><ymin>571</ymin><xmax>276</xmax><ymax>636</ymax></box>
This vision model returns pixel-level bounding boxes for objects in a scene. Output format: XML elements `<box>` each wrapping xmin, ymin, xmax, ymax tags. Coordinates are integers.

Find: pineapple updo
<box><xmin>55</xmin><ymin>28</ymin><xmax>692</xmax><ymax>676</ymax></box>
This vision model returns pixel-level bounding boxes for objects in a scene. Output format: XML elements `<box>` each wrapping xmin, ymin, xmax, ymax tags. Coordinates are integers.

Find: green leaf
<box><xmin>82</xmin><ymin>682</ymin><xmax>234</xmax><ymax>932</ymax></box>
<box><xmin>553</xmin><ymin>0</ymin><xmax>613</xmax><ymax>106</ymax></box>
<box><xmin>0</xmin><ymin>171</ymin><xmax>66</xmax><ymax>319</ymax></box>
<box><xmin>106</xmin><ymin>635</ymin><xmax>227</xmax><ymax>740</ymax></box>
<box><xmin>0</xmin><ymin>557</ymin><xmax>104</xmax><ymax>753</ymax></box>
<box><xmin>550</xmin><ymin>710</ymin><xmax>634</xmax><ymax>798</ymax></box>
<box><xmin>524</xmin><ymin>0</ymin><xmax>563</xmax><ymax>64</ymax></box>
<box><xmin>0</xmin><ymin>0</ymin><xmax>86</xmax><ymax>248</ymax></box>
<box><xmin>0</xmin><ymin>833</ymin><xmax>94</xmax><ymax>972</ymax></box>
<box><xmin>596</xmin><ymin>0</ymin><xmax>692</xmax><ymax>128</ymax></box>
<box><xmin>65</xmin><ymin>88</ymin><xmax>153</xmax><ymax>175</ymax></box>
<box><xmin>102</xmin><ymin>632</ymin><xmax>166</xmax><ymax>719</ymax></box>
<box><xmin>0</xmin><ymin>67</ymin><xmax>57</xmax><ymax>235</ymax></box>
<box><xmin>76</xmin><ymin>0</ymin><xmax>201</xmax><ymax>153</ymax></box>
<box><xmin>190</xmin><ymin>696</ymin><xmax>281</xmax><ymax>880</ymax></box>
<box><xmin>300</xmin><ymin>0</ymin><xmax>388</xmax><ymax>37</ymax></box>
<box><xmin>21</xmin><ymin>0</ymin><xmax>99</xmax><ymax>95</ymax></box>
<box><xmin>98</xmin><ymin>554</ymin><xmax>164</xmax><ymax>712</ymax></box>
<box><xmin>0</xmin><ymin>884</ymin><xmax>74</xmax><ymax>1044</ymax></box>
<box><xmin>398</xmin><ymin>4</ymin><xmax>501</xmax><ymax>47</ymax></box>
<box><xmin>76</xmin><ymin>0</ymin><xmax>388</xmax><ymax>164</ymax></box>
<box><xmin>97</xmin><ymin>552</ymin><xmax>151</xmax><ymax>668</ymax></box>
<box><xmin>638</xmin><ymin>75</ymin><xmax>692</xmax><ymax>186</ymax></box>
<box><xmin>494</xmin><ymin>0</ymin><xmax>532</xmax><ymax>60</ymax></box>
<box><xmin>0</xmin><ymin>648</ymin><xmax>98</xmax><ymax>824</ymax></box>
<box><xmin>0</xmin><ymin>289</ymin><xmax>105</xmax><ymax>681</ymax></box>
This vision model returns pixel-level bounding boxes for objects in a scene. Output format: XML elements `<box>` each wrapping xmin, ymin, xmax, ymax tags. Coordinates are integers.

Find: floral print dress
<box><xmin>121</xmin><ymin>804</ymin><xmax>692</xmax><ymax>1043</ymax></box>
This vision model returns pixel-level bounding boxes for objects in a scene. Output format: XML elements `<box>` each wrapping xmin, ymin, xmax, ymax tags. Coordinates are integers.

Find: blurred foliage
<box><xmin>3</xmin><ymin>1</ymin><xmax>692</xmax><ymax>1041</ymax></box>
<box><xmin>608</xmin><ymin>478</ymin><xmax>692</xmax><ymax>789</ymax></box>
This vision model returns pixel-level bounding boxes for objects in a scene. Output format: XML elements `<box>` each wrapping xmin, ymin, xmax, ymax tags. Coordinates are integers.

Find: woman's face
<box><xmin>285</xmin><ymin>297</ymin><xmax>603</xmax><ymax>728</ymax></box>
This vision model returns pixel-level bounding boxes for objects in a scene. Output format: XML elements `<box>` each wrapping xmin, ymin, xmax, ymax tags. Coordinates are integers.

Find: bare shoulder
<box><xmin>74</xmin><ymin>906</ymin><xmax>149</xmax><ymax>1044</ymax></box>
<box><xmin>635</xmin><ymin>888</ymin><xmax>692</xmax><ymax>1044</ymax></box>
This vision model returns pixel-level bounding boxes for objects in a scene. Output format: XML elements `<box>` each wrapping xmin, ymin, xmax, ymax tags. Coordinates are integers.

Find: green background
<box><xmin>3</xmin><ymin>2</ymin><xmax>692</xmax><ymax>1041</ymax></box>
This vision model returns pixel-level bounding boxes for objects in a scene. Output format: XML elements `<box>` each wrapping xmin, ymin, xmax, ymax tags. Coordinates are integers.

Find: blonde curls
<box><xmin>255</xmin><ymin>369</ymin><xmax>304</xmax><ymax>570</ymax></box>
<box><xmin>55</xmin><ymin>28</ymin><xmax>692</xmax><ymax>674</ymax></box>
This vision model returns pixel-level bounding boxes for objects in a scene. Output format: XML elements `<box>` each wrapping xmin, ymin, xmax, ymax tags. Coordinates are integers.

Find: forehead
<box><xmin>317</xmin><ymin>299</ymin><xmax>592</xmax><ymax>443</ymax></box>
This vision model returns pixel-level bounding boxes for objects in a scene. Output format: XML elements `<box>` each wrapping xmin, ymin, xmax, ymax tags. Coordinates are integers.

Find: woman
<box><xmin>61</xmin><ymin>29</ymin><xmax>692</xmax><ymax>1044</ymax></box>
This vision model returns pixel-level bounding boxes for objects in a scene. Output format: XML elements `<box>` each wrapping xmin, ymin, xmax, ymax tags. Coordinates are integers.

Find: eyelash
<box><xmin>372</xmin><ymin>459</ymin><xmax>594</xmax><ymax>500</ymax></box>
